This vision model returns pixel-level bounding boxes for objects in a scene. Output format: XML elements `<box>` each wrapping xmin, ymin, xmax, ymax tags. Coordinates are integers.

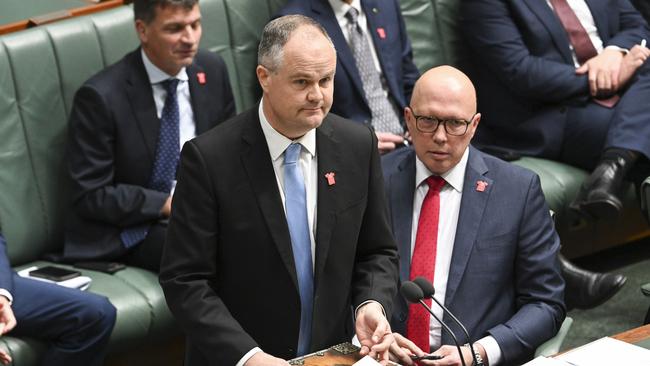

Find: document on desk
<box><xmin>556</xmin><ymin>336</ymin><xmax>650</xmax><ymax>366</ymax></box>
<box><xmin>522</xmin><ymin>356</ymin><xmax>570</xmax><ymax>366</ymax></box>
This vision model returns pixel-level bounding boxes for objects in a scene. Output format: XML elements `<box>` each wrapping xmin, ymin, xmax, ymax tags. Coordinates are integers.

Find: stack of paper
<box><xmin>555</xmin><ymin>337</ymin><xmax>650</xmax><ymax>366</ymax></box>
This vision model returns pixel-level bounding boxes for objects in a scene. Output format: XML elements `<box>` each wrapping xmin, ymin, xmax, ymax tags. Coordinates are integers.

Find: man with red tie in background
<box><xmin>383</xmin><ymin>66</ymin><xmax>565</xmax><ymax>366</ymax></box>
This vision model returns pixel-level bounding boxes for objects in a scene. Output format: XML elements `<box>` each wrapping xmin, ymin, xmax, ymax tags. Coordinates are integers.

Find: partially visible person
<box><xmin>461</xmin><ymin>0</ymin><xmax>648</xmax><ymax>309</ymax></box>
<box><xmin>0</xmin><ymin>232</ymin><xmax>116</xmax><ymax>366</ymax></box>
<box><xmin>64</xmin><ymin>0</ymin><xmax>235</xmax><ymax>271</ymax></box>
<box><xmin>276</xmin><ymin>0</ymin><xmax>420</xmax><ymax>154</ymax></box>
<box><xmin>160</xmin><ymin>15</ymin><xmax>398</xmax><ymax>366</ymax></box>
<box><xmin>383</xmin><ymin>66</ymin><xmax>565</xmax><ymax>366</ymax></box>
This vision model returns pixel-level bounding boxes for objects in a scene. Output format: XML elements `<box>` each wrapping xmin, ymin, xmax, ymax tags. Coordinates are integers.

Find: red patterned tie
<box><xmin>550</xmin><ymin>0</ymin><xmax>619</xmax><ymax>107</ymax></box>
<box><xmin>407</xmin><ymin>176</ymin><xmax>445</xmax><ymax>353</ymax></box>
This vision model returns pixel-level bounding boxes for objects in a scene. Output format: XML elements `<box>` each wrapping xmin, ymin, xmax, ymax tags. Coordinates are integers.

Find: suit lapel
<box><xmin>444</xmin><ymin>147</ymin><xmax>493</xmax><ymax>305</ymax></box>
<box><xmin>390</xmin><ymin>150</ymin><xmax>416</xmax><ymax>282</ymax></box>
<box><xmin>311</xmin><ymin>0</ymin><xmax>366</xmax><ymax>102</ymax></box>
<box><xmin>240</xmin><ymin>110</ymin><xmax>299</xmax><ymax>291</ymax></box>
<box><xmin>125</xmin><ymin>49</ymin><xmax>158</xmax><ymax>161</ymax></box>
<box><xmin>187</xmin><ymin>63</ymin><xmax>211</xmax><ymax>134</ymax></box>
<box><xmin>313</xmin><ymin>117</ymin><xmax>341</xmax><ymax>290</ymax></box>
<box><xmin>523</xmin><ymin>0</ymin><xmax>574</xmax><ymax>65</ymax></box>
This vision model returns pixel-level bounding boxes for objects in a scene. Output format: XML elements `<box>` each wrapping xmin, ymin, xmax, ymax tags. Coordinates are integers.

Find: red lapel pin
<box><xmin>476</xmin><ymin>180</ymin><xmax>488</xmax><ymax>192</ymax></box>
<box><xmin>325</xmin><ymin>172</ymin><xmax>336</xmax><ymax>186</ymax></box>
<box><xmin>196</xmin><ymin>72</ymin><xmax>206</xmax><ymax>85</ymax></box>
<box><xmin>376</xmin><ymin>27</ymin><xmax>386</xmax><ymax>39</ymax></box>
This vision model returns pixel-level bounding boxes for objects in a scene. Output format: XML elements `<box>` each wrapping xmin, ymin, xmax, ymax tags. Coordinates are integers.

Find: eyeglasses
<box><xmin>409</xmin><ymin>108</ymin><xmax>475</xmax><ymax>136</ymax></box>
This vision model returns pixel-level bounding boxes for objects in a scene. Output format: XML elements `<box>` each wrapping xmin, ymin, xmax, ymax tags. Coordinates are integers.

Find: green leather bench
<box><xmin>0</xmin><ymin>0</ymin><xmax>646</xmax><ymax>364</ymax></box>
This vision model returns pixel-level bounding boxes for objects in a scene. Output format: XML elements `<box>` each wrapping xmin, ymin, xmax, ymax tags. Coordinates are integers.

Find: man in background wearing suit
<box><xmin>462</xmin><ymin>0</ymin><xmax>650</xmax><ymax>310</ymax></box>
<box><xmin>65</xmin><ymin>0</ymin><xmax>235</xmax><ymax>271</ymax></box>
<box><xmin>383</xmin><ymin>67</ymin><xmax>565</xmax><ymax>366</ymax></box>
<box><xmin>160</xmin><ymin>15</ymin><xmax>399</xmax><ymax>366</ymax></box>
<box><xmin>276</xmin><ymin>0</ymin><xmax>420</xmax><ymax>154</ymax></box>
<box><xmin>0</xmin><ymin>232</ymin><xmax>116</xmax><ymax>366</ymax></box>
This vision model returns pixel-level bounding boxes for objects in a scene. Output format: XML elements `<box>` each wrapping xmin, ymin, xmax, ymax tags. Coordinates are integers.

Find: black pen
<box><xmin>410</xmin><ymin>354</ymin><xmax>444</xmax><ymax>361</ymax></box>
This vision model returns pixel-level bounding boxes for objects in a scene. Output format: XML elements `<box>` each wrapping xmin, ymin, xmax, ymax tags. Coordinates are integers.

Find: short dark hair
<box><xmin>258</xmin><ymin>14</ymin><xmax>334</xmax><ymax>71</ymax></box>
<box><xmin>133</xmin><ymin>0</ymin><xmax>199</xmax><ymax>23</ymax></box>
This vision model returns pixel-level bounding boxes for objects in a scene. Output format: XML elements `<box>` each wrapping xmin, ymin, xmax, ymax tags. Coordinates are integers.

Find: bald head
<box><xmin>411</xmin><ymin>65</ymin><xmax>477</xmax><ymax>118</ymax></box>
<box><xmin>405</xmin><ymin>65</ymin><xmax>481</xmax><ymax>175</ymax></box>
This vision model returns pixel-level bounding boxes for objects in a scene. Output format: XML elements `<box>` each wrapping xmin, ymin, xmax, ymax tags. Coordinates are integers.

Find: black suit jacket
<box><xmin>64</xmin><ymin>48</ymin><xmax>235</xmax><ymax>261</ymax></box>
<box><xmin>159</xmin><ymin>108</ymin><xmax>399</xmax><ymax>365</ymax></box>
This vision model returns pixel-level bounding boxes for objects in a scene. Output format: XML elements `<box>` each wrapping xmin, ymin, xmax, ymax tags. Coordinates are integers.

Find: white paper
<box><xmin>522</xmin><ymin>356</ymin><xmax>571</xmax><ymax>366</ymax></box>
<box><xmin>17</xmin><ymin>266</ymin><xmax>92</xmax><ymax>291</ymax></box>
<box><xmin>556</xmin><ymin>336</ymin><xmax>650</xmax><ymax>366</ymax></box>
<box><xmin>353</xmin><ymin>355</ymin><xmax>382</xmax><ymax>366</ymax></box>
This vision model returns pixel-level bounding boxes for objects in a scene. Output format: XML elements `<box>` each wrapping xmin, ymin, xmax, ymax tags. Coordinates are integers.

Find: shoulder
<box><xmin>381</xmin><ymin>147</ymin><xmax>413</xmax><ymax>175</ymax></box>
<box><xmin>322</xmin><ymin>113</ymin><xmax>375</xmax><ymax>143</ymax></box>
<box><xmin>192</xmin><ymin>108</ymin><xmax>254</xmax><ymax>150</ymax></box>
<box><xmin>477</xmin><ymin>149</ymin><xmax>540</xmax><ymax>189</ymax></box>
<box><xmin>275</xmin><ymin>0</ymin><xmax>311</xmax><ymax>16</ymax></box>
<box><xmin>82</xmin><ymin>49</ymin><xmax>139</xmax><ymax>92</ymax></box>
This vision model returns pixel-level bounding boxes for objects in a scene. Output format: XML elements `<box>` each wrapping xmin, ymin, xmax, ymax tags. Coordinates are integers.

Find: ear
<box><xmin>135</xmin><ymin>19</ymin><xmax>147</xmax><ymax>44</ymax></box>
<box><xmin>256</xmin><ymin>65</ymin><xmax>272</xmax><ymax>93</ymax></box>
<box><xmin>404</xmin><ymin>106</ymin><xmax>416</xmax><ymax>134</ymax></box>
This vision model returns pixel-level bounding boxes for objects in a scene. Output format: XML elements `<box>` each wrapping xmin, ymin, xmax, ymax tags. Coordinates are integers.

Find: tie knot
<box><xmin>162</xmin><ymin>78</ymin><xmax>179</xmax><ymax>95</ymax></box>
<box><xmin>425</xmin><ymin>176</ymin><xmax>445</xmax><ymax>193</ymax></box>
<box><xmin>345</xmin><ymin>7</ymin><xmax>360</xmax><ymax>25</ymax></box>
<box><xmin>284</xmin><ymin>143</ymin><xmax>302</xmax><ymax>165</ymax></box>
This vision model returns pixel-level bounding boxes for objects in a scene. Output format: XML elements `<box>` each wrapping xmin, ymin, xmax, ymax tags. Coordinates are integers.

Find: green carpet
<box><xmin>562</xmin><ymin>238</ymin><xmax>650</xmax><ymax>351</ymax></box>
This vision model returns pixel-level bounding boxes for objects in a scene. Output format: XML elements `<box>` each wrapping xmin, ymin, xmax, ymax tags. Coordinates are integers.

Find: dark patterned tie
<box><xmin>407</xmin><ymin>176</ymin><xmax>445</xmax><ymax>353</ymax></box>
<box><xmin>345</xmin><ymin>7</ymin><xmax>403</xmax><ymax>134</ymax></box>
<box><xmin>121</xmin><ymin>78</ymin><xmax>180</xmax><ymax>248</ymax></box>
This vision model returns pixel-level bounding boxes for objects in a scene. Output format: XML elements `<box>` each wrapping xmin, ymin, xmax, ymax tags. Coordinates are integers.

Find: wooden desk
<box><xmin>612</xmin><ymin>323</ymin><xmax>650</xmax><ymax>344</ymax></box>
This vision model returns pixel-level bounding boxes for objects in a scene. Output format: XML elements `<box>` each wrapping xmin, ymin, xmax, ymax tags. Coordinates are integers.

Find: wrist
<box><xmin>464</xmin><ymin>343</ymin><xmax>486</xmax><ymax>366</ymax></box>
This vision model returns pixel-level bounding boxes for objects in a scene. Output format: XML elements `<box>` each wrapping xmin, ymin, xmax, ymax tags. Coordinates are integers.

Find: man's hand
<box><xmin>244</xmin><ymin>351</ymin><xmax>290</xmax><ymax>366</ymax></box>
<box><xmin>388</xmin><ymin>332</ymin><xmax>425</xmax><ymax>365</ymax></box>
<box><xmin>355</xmin><ymin>302</ymin><xmax>394</xmax><ymax>364</ymax></box>
<box><xmin>576</xmin><ymin>47</ymin><xmax>625</xmax><ymax>97</ymax></box>
<box><xmin>0</xmin><ymin>297</ymin><xmax>16</xmax><ymax>335</ymax></box>
<box><xmin>0</xmin><ymin>348</ymin><xmax>11</xmax><ymax>365</ymax></box>
<box><xmin>160</xmin><ymin>195</ymin><xmax>173</xmax><ymax>218</ymax></box>
<box><xmin>421</xmin><ymin>345</ymin><xmax>473</xmax><ymax>366</ymax></box>
<box><xmin>376</xmin><ymin>132</ymin><xmax>405</xmax><ymax>154</ymax></box>
<box><xmin>618</xmin><ymin>44</ymin><xmax>650</xmax><ymax>87</ymax></box>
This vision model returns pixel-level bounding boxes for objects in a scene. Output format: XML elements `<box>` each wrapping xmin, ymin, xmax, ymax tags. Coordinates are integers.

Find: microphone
<box><xmin>400</xmin><ymin>281</ymin><xmax>467</xmax><ymax>366</ymax></box>
<box><xmin>413</xmin><ymin>277</ymin><xmax>482</xmax><ymax>366</ymax></box>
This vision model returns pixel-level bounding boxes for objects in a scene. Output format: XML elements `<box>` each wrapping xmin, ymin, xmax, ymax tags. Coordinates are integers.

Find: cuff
<box><xmin>0</xmin><ymin>289</ymin><xmax>12</xmax><ymax>305</ymax></box>
<box><xmin>477</xmin><ymin>336</ymin><xmax>502</xmax><ymax>366</ymax></box>
<box><xmin>235</xmin><ymin>347</ymin><xmax>262</xmax><ymax>366</ymax></box>
<box><xmin>605</xmin><ymin>45</ymin><xmax>629</xmax><ymax>54</ymax></box>
<box><xmin>354</xmin><ymin>300</ymin><xmax>386</xmax><ymax>320</ymax></box>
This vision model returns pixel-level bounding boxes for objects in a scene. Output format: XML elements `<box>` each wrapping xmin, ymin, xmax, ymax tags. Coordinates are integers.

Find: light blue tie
<box><xmin>283</xmin><ymin>143</ymin><xmax>313</xmax><ymax>356</ymax></box>
<box><xmin>121</xmin><ymin>78</ymin><xmax>180</xmax><ymax>248</ymax></box>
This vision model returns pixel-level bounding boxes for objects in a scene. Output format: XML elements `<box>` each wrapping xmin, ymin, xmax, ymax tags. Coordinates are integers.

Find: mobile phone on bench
<box><xmin>29</xmin><ymin>266</ymin><xmax>81</xmax><ymax>282</ymax></box>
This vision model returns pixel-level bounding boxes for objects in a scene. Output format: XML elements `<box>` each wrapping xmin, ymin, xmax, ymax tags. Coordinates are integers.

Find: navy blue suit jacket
<box><xmin>462</xmin><ymin>0</ymin><xmax>650</xmax><ymax>158</ymax></box>
<box><xmin>65</xmin><ymin>48</ymin><xmax>235</xmax><ymax>261</ymax></box>
<box><xmin>276</xmin><ymin>0</ymin><xmax>419</xmax><ymax>126</ymax></box>
<box><xmin>382</xmin><ymin>147</ymin><xmax>566</xmax><ymax>365</ymax></box>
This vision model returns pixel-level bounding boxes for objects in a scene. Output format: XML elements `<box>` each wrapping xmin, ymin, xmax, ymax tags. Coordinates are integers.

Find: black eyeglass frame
<box><xmin>408</xmin><ymin>107</ymin><xmax>476</xmax><ymax>136</ymax></box>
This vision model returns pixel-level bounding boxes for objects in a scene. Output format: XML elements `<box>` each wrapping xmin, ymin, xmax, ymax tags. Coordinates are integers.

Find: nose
<box><xmin>181</xmin><ymin>25</ymin><xmax>198</xmax><ymax>44</ymax></box>
<box><xmin>431</xmin><ymin>122</ymin><xmax>447</xmax><ymax>144</ymax></box>
<box><xmin>307</xmin><ymin>83</ymin><xmax>323</xmax><ymax>103</ymax></box>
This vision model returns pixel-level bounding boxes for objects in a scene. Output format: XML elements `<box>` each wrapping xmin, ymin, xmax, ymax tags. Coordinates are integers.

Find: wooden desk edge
<box><xmin>611</xmin><ymin>323</ymin><xmax>650</xmax><ymax>344</ymax></box>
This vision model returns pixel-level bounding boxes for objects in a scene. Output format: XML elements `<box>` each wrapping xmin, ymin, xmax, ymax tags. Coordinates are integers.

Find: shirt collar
<box><xmin>258</xmin><ymin>99</ymin><xmax>317</xmax><ymax>162</ymax></box>
<box><xmin>328</xmin><ymin>0</ymin><xmax>363</xmax><ymax>24</ymax></box>
<box><xmin>141</xmin><ymin>48</ymin><xmax>189</xmax><ymax>84</ymax></box>
<box><xmin>415</xmin><ymin>147</ymin><xmax>469</xmax><ymax>193</ymax></box>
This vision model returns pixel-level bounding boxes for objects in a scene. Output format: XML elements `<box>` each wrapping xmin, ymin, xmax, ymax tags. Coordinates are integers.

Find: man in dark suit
<box><xmin>461</xmin><ymin>0</ymin><xmax>650</xmax><ymax>221</ymax></box>
<box><xmin>160</xmin><ymin>15</ymin><xmax>399</xmax><ymax>366</ymax></box>
<box><xmin>461</xmin><ymin>0</ymin><xmax>650</xmax><ymax>310</ymax></box>
<box><xmin>383</xmin><ymin>67</ymin><xmax>565</xmax><ymax>366</ymax></box>
<box><xmin>65</xmin><ymin>0</ymin><xmax>235</xmax><ymax>271</ymax></box>
<box><xmin>276</xmin><ymin>0</ymin><xmax>420</xmax><ymax>154</ymax></box>
<box><xmin>0</xmin><ymin>232</ymin><xmax>116</xmax><ymax>366</ymax></box>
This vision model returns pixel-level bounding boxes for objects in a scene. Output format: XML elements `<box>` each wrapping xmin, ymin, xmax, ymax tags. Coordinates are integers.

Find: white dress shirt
<box><xmin>411</xmin><ymin>148</ymin><xmax>502</xmax><ymax>365</ymax></box>
<box><xmin>545</xmin><ymin>0</ymin><xmax>627</xmax><ymax>67</ymax></box>
<box><xmin>236</xmin><ymin>99</ymin><xmax>319</xmax><ymax>366</ymax></box>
